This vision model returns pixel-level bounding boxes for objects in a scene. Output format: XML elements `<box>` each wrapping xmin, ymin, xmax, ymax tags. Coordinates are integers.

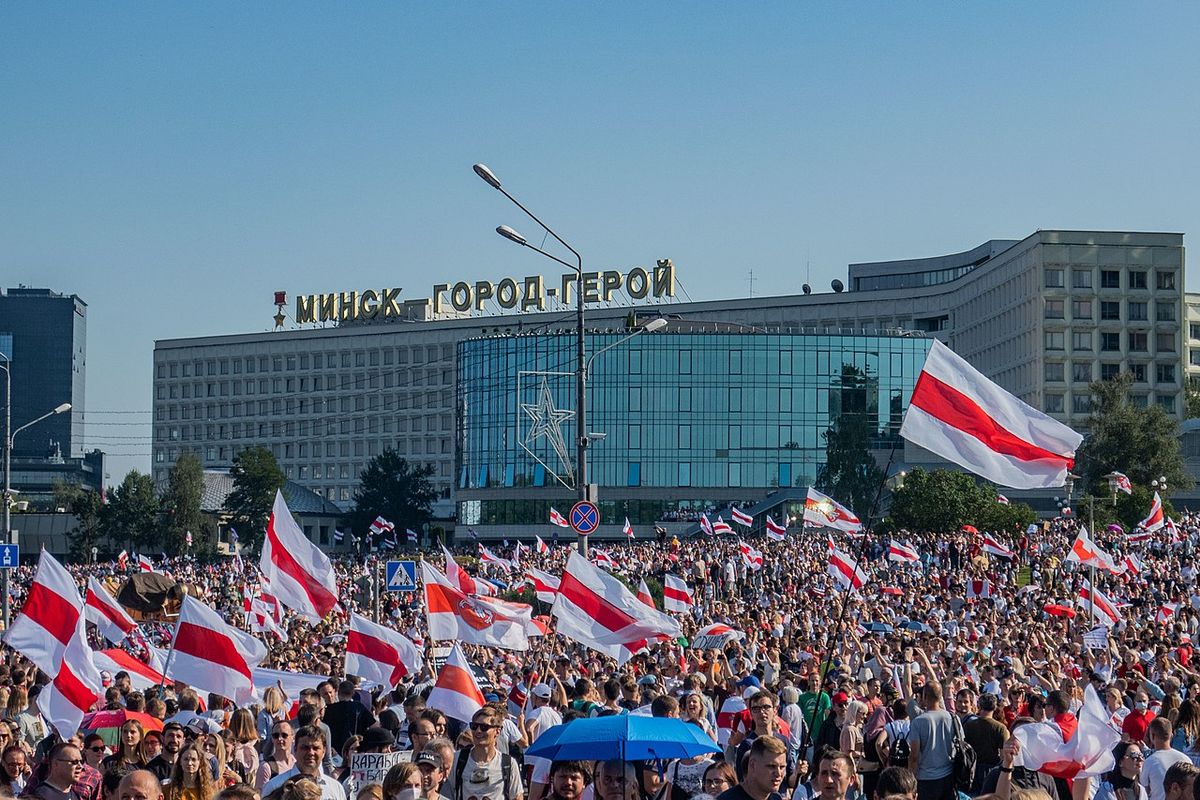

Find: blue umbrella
<box><xmin>526</xmin><ymin>715</ymin><xmax>720</xmax><ymax>762</ymax></box>
<box><xmin>901</xmin><ymin>620</ymin><xmax>932</xmax><ymax>633</ymax></box>
<box><xmin>863</xmin><ymin>622</ymin><xmax>894</xmax><ymax>633</ymax></box>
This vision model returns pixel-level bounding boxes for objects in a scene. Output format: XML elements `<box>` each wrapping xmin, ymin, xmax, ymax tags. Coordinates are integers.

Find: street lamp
<box><xmin>1</xmin><ymin>351</ymin><xmax>71</xmax><ymax>628</ymax></box>
<box><xmin>1152</xmin><ymin>476</ymin><xmax>1168</xmax><ymax>496</ymax></box>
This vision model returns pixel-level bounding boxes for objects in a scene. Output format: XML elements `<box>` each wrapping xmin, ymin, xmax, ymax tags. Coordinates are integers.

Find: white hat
<box><xmin>531</xmin><ymin>683</ymin><xmax>553</xmax><ymax>699</ymax></box>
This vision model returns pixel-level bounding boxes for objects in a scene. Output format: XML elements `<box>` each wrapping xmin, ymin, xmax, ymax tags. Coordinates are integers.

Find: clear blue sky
<box><xmin>2</xmin><ymin>3</ymin><xmax>1197</xmax><ymax>484</ymax></box>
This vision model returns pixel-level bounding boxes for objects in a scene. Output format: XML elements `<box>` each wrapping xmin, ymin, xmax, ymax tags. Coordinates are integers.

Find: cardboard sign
<box><xmin>348</xmin><ymin>751</ymin><xmax>408</xmax><ymax>794</ymax></box>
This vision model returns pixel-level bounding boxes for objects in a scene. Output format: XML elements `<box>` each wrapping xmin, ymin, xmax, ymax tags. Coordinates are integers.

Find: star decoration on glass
<box><xmin>521</xmin><ymin>377</ymin><xmax>576</xmax><ymax>480</ymax></box>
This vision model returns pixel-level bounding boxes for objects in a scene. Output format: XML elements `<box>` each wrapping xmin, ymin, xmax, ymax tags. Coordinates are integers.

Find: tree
<box><xmin>54</xmin><ymin>479</ymin><xmax>104</xmax><ymax>560</ymax></box>
<box><xmin>161</xmin><ymin>451</ymin><xmax>206</xmax><ymax>556</ymax></box>
<box><xmin>887</xmin><ymin>468</ymin><xmax>1035</xmax><ymax>534</ymax></box>
<box><xmin>348</xmin><ymin>449</ymin><xmax>437</xmax><ymax>539</ymax></box>
<box><xmin>1075</xmin><ymin>374</ymin><xmax>1192</xmax><ymax>493</ymax></box>
<box><xmin>100</xmin><ymin>470</ymin><xmax>160</xmax><ymax>551</ymax></box>
<box><xmin>817</xmin><ymin>413</ymin><xmax>884</xmax><ymax>523</ymax></box>
<box><xmin>224</xmin><ymin>447</ymin><xmax>285</xmax><ymax>552</ymax></box>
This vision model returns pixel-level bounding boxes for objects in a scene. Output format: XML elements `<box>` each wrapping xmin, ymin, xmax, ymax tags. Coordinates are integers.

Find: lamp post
<box><xmin>1152</xmin><ymin>475</ymin><xmax>1169</xmax><ymax>498</ymax></box>
<box><xmin>1</xmin><ymin>351</ymin><xmax>71</xmax><ymax>628</ymax></box>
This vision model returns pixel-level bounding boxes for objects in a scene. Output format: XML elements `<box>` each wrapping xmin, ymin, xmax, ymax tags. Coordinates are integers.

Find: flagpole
<box><xmin>158</xmin><ymin>614</ymin><xmax>182</xmax><ymax>690</ymax></box>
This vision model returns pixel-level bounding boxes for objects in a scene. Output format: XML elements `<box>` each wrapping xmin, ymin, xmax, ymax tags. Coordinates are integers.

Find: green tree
<box><xmin>161</xmin><ymin>451</ymin><xmax>206</xmax><ymax>556</ymax></box>
<box><xmin>348</xmin><ymin>449</ymin><xmax>437</xmax><ymax>539</ymax></box>
<box><xmin>886</xmin><ymin>469</ymin><xmax>1036</xmax><ymax>534</ymax></box>
<box><xmin>1187</xmin><ymin>378</ymin><xmax>1200</xmax><ymax>420</ymax></box>
<box><xmin>54</xmin><ymin>479</ymin><xmax>105</xmax><ymax>560</ymax></box>
<box><xmin>224</xmin><ymin>447</ymin><xmax>285</xmax><ymax>551</ymax></box>
<box><xmin>1076</xmin><ymin>373</ymin><xmax>1192</xmax><ymax>493</ymax></box>
<box><xmin>817</xmin><ymin>412</ymin><xmax>884</xmax><ymax>523</ymax></box>
<box><xmin>100</xmin><ymin>470</ymin><xmax>161</xmax><ymax>551</ymax></box>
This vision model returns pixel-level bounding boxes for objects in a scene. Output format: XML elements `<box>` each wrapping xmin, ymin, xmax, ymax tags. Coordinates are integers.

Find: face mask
<box><xmin>393</xmin><ymin>790</ymin><xmax>421</xmax><ymax>800</ymax></box>
<box><xmin>1136</xmin><ymin>701</ymin><xmax>1149</xmax><ymax>711</ymax></box>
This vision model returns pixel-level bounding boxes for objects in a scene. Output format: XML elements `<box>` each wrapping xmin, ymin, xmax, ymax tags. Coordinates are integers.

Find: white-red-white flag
<box><xmin>116</xmin><ymin>550</ymin><xmax>129</xmax><ymax>571</ymax></box>
<box><xmin>138</xmin><ymin>554</ymin><xmax>154</xmax><ymax>572</ymax></box>
<box><xmin>591</xmin><ymin>548</ymin><xmax>618</xmax><ymax>570</ymax></box>
<box><xmin>901</xmin><ymin>339</ymin><xmax>1083</xmax><ymax>489</ymax></box>
<box><xmin>84</xmin><ymin>577</ymin><xmax>137</xmax><ymax>644</ymax></box>
<box><xmin>165</xmin><ymin>596</ymin><xmax>267</xmax><ymax>705</ymax></box>
<box><xmin>551</xmin><ymin>551</ymin><xmax>681</xmax><ymax>664</ymax></box>
<box><xmin>765</xmin><ymin>516</ymin><xmax>787</xmax><ymax>541</ymax></box>
<box><xmin>1140</xmin><ymin>492</ymin><xmax>1165</xmax><ymax>532</ymax></box>
<box><xmin>535</xmin><ymin>535</ymin><xmax>550</xmax><ymax>554</ymax></box>
<box><xmin>699</xmin><ymin>514</ymin><xmax>714</xmax><ymax>536</ymax></box>
<box><xmin>623</xmin><ymin>517</ymin><xmax>635</xmax><ymax>538</ymax></box>
<box><xmin>427</xmin><ymin>642</ymin><xmax>485</xmax><ymax>722</ymax></box>
<box><xmin>549</xmin><ymin>507</ymin><xmax>570</xmax><ymax>528</ymax></box>
<box><xmin>1077</xmin><ymin>580</ymin><xmax>1121</xmax><ymax>627</ymax></box>
<box><xmin>1107</xmin><ymin>472</ymin><xmax>1133</xmax><ymax>495</ymax></box>
<box><xmin>828</xmin><ymin>546</ymin><xmax>868</xmax><ymax>591</ymax></box>
<box><xmin>37</xmin><ymin>617</ymin><xmax>102</xmax><ymax>738</ymax></box>
<box><xmin>1127</xmin><ymin>528</ymin><xmax>1153</xmax><ymax>544</ymax></box>
<box><xmin>1014</xmin><ymin>685</ymin><xmax>1122</xmax><ymax>778</ymax></box>
<box><xmin>887</xmin><ymin>540</ymin><xmax>920</xmax><ymax>564</ymax></box>
<box><xmin>369</xmin><ymin>516</ymin><xmax>395</xmax><ymax>537</ymax></box>
<box><xmin>439</xmin><ymin>544</ymin><xmax>492</xmax><ymax>596</ymax></box>
<box><xmin>1122</xmin><ymin>553</ymin><xmax>1144</xmax><ymax>576</ymax></box>
<box><xmin>93</xmin><ymin>648</ymin><xmax>164</xmax><ymax>692</ymax></box>
<box><xmin>982</xmin><ymin>533</ymin><xmax>1016</xmax><ymax>559</ymax></box>
<box><xmin>248</xmin><ymin>597</ymin><xmax>288</xmax><ymax>642</ymax></box>
<box><xmin>712</xmin><ymin>516</ymin><xmax>733</xmax><ymax>535</ymax></box>
<box><xmin>803</xmin><ymin>488</ymin><xmax>863</xmax><ymax>533</ymax></box>
<box><xmin>1065</xmin><ymin>527</ymin><xmax>1119</xmax><ymax>573</ymax></box>
<box><xmin>345</xmin><ymin>612</ymin><xmax>422</xmax><ymax>690</ymax></box>
<box><xmin>636</xmin><ymin>577</ymin><xmax>655</xmax><ymax>608</ymax></box>
<box><xmin>730</xmin><ymin>507</ymin><xmax>753</xmax><ymax>527</ymax></box>
<box><xmin>1157</xmin><ymin>602</ymin><xmax>1179</xmax><ymax>625</ymax></box>
<box><xmin>738</xmin><ymin>541</ymin><xmax>764</xmax><ymax>570</ymax></box>
<box><xmin>1167</xmin><ymin>518</ymin><xmax>1184</xmax><ymax>544</ymax></box>
<box><xmin>260</xmin><ymin>490</ymin><xmax>338</xmax><ymax>623</ymax></box>
<box><xmin>662</xmin><ymin>574</ymin><xmax>694</xmax><ymax>613</ymax></box>
<box><xmin>996</xmin><ymin>494</ymin><xmax>1010</xmax><ymax>505</ymax></box>
<box><xmin>478</xmin><ymin>544</ymin><xmax>513</xmax><ymax>571</ymax></box>
<box><xmin>422</xmin><ymin>562</ymin><xmax>531</xmax><ymax>650</ymax></box>
<box><xmin>525</xmin><ymin>567</ymin><xmax>560</xmax><ymax>604</ymax></box>
<box><xmin>3</xmin><ymin>550</ymin><xmax>82</xmax><ymax>675</ymax></box>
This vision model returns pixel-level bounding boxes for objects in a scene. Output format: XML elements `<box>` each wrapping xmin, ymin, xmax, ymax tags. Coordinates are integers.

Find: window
<box><xmin>1159</xmin><ymin>395</ymin><xmax>1177</xmax><ymax>413</ymax></box>
<box><xmin>629</xmin><ymin>350</ymin><xmax>642</xmax><ymax>374</ymax></box>
<box><xmin>1100</xmin><ymin>332</ymin><xmax>1121</xmax><ymax>352</ymax></box>
<box><xmin>1157</xmin><ymin>332</ymin><xmax>1176</xmax><ymax>352</ymax></box>
<box><xmin>728</xmin><ymin>350</ymin><xmax>742</xmax><ymax>375</ymax></box>
<box><xmin>1130</xmin><ymin>270</ymin><xmax>1148</xmax><ymax>289</ymax></box>
<box><xmin>779</xmin><ymin>387</ymin><xmax>792</xmax><ymax>410</ymax></box>
<box><xmin>1044</xmin><ymin>269</ymin><xmax>1064</xmax><ymax>288</ymax></box>
<box><xmin>1044</xmin><ymin>300</ymin><xmax>1064</xmax><ymax>319</ymax></box>
<box><xmin>1045</xmin><ymin>331</ymin><xmax>1064</xmax><ymax>351</ymax></box>
<box><xmin>628</xmin><ymin>425</ymin><xmax>641</xmax><ymax>449</ymax></box>
<box><xmin>1101</xmin><ymin>270</ymin><xmax>1120</xmax><ymax>289</ymax></box>
<box><xmin>1072</xmin><ymin>362</ymin><xmax>1093</xmax><ymax>382</ymax></box>
<box><xmin>1157</xmin><ymin>302</ymin><xmax>1176</xmax><ymax>322</ymax></box>
<box><xmin>1129</xmin><ymin>332</ymin><xmax>1148</xmax><ymax>352</ymax></box>
<box><xmin>1072</xmin><ymin>299</ymin><xmax>1092</xmax><ymax>320</ymax></box>
<box><xmin>1157</xmin><ymin>364</ymin><xmax>1176</xmax><ymax>383</ymax></box>
<box><xmin>1045</xmin><ymin>362</ymin><xmax>1064</xmax><ymax>381</ymax></box>
<box><xmin>1192</xmin><ymin>351</ymin><xmax>1200</xmax><ymax>367</ymax></box>
<box><xmin>1128</xmin><ymin>302</ymin><xmax>1147</xmax><ymax>321</ymax></box>
<box><xmin>678</xmin><ymin>350</ymin><xmax>691</xmax><ymax>374</ymax></box>
<box><xmin>678</xmin><ymin>387</ymin><xmax>691</xmax><ymax>412</ymax></box>
<box><xmin>728</xmin><ymin>463</ymin><xmax>742</xmax><ymax>487</ymax></box>
<box><xmin>729</xmin><ymin>425</ymin><xmax>741</xmax><ymax>449</ymax></box>
<box><xmin>1072</xmin><ymin>395</ymin><xmax>1092</xmax><ymax>414</ymax></box>
<box><xmin>1045</xmin><ymin>394</ymin><xmax>1064</xmax><ymax>413</ymax></box>
<box><xmin>627</xmin><ymin>463</ymin><xmax>641</xmax><ymax>487</ymax></box>
<box><xmin>779</xmin><ymin>351</ymin><xmax>792</xmax><ymax>375</ymax></box>
<box><xmin>1130</xmin><ymin>394</ymin><xmax>1148</xmax><ymax>408</ymax></box>
<box><xmin>1072</xmin><ymin>270</ymin><xmax>1092</xmax><ymax>289</ymax></box>
<box><xmin>1072</xmin><ymin>331</ymin><xmax>1091</xmax><ymax>351</ymax></box>
<box><xmin>678</xmin><ymin>424</ymin><xmax>691</xmax><ymax>449</ymax></box>
<box><xmin>1130</xmin><ymin>363</ymin><xmax>1147</xmax><ymax>382</ymax></box>
<box><xmin>1192</xmin><ymin>324</ymin><xmax>1200</xmax><ymax>341</ymax></box>
<box><xmin>1101</xmin><ymin>301</ymin><xmax>1121</xmax><ymax>321</ymax></box>
<box><xmin>678</xmin><ymin>463</ymin><xmax>691</xmax><ymax>487</ymax></box>
<box><xmin>729</xmin><ymin>388</ymin><xmax>742</xmax><ymax>412</ymax></box>
<box><xmin>1157</xmin><ymin>271</ymin><xmax>1177</xmax><ymax>290</ymax></box>
<box><xmin>1100</xmin><ymin>363</ymin><xmax>1120</xmax><ymax>380</ymax></box>
<box><xmin>628</xmin><ymin>387</ymin><xmax>641</xmax><ymax>412</ymax></box>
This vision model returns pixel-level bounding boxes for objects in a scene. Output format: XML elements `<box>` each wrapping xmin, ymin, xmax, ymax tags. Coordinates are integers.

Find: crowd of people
<box><xmin>3</xmin><ymin>511</ymin><xmax>1200</xmax><ymax>800</ymax></box>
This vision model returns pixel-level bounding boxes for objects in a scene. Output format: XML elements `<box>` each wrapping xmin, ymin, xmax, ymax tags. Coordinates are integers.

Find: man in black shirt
<box><xmin>718</xmin><ymin>737</ymin><xmax>788</xmax><ymax>800</ymax></box>
<box><xmin>323</xmin><ymin>680</ymin><xmax>377</xmax><ymax>755</ymax></box>
<box><xmin>146</xmin><ymin>724</ymin><xmax>185</xmax><ymax>783</ymax></box>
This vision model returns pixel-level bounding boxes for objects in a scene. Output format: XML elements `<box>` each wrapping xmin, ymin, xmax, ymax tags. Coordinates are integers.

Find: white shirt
<box><xmin>1141</xmin><ymin>748</ymin><xmax>1190</xmax><ymax>800</ymax></box>
<box><xmin>263</xmin><ymin>766</ymin><xmax>348</xmax><ymax>800</ymax></box>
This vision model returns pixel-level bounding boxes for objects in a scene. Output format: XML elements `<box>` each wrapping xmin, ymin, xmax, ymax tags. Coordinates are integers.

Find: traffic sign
<box><xmin>385</xmin><ymin>560</ymin><xmax>417</xmax><ymax>592</ymax></box>
<box><xmin>0</xmin><ymin>544</ymin><xmax>18</xmax><ymax>569</ymax></box>
<box><xmin>569</xmin><ymin>501</ymin><xmax>600</xmax><ymax>535</ymax></box>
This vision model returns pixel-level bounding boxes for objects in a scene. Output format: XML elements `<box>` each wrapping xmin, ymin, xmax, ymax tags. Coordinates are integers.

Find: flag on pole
<box><xmin>1013</xmin><ymin>685</ymin><xmax>1122</xmax><ymax>778</ymax></box>
<box><xmin>887</xmin><ymin>540</ymin><xmax>920</xmax><ymax>564</ymax></box>
<box><xmin>622</xmin><ymin>518</ymin><xmax>635</xmax><ymax>538</ymax></box>
<box><xmin>965</xmin><ymin>580</ymin><xmax>992</xmax><ymax>599</ymax></box>
<box><xmin>166</xmin><ymin>596</ymin><xmax>268</xmax><ymax>705</ymax></box>
<box><xmin>730</xmin><ymin>507</ymin><xmax>753</xmax><ymax>527</ymax></box>
<box><xmin>535</xmin><ymin>535</ymin><xmax>549</xmax><ymax>554</ymax></box>
<box><xmin>1157</xmin><ymin>602</ymin><xmax>1179</xmax><ymax>625</ymax></box>
<box><xmin>260</xmin><ymin>490</ymin><xmax>339</xmax><ymax>623</ymax></box>
<box><xmin>1077</xmin><ymin>580</ymin><xmax>1121</xmax><ymax>627</ymax></box>
<box><xmin>36</xmin><ymin>617</ymin><xmax>102</xmax><ymax>738</ymax></box>
<box><xmin>1140</xmin><ymin>492</ymin><xmax>1165</xmax><ymax>532</ymax></box>
<box><xmin>116</xmin><ymin>550</ymin><xmax>129</xmax><ymax>571</ymax></box>
<box><xmin>2</xmin><ymin>550</ymin><xmax>83</xmax><ymax>675</ymax></box>
<box><xmin>345</xmin><ymin>612</ymin><xmax>422</xmax><ymax>690</ymax></box>
<box><xmin>1121</xmin><ymin>553</ymin><xmax>1144</xmax><ymax>576</ymax></box>
<box><xmin>1065</xmin><ymin>527</ymin><xmax>1120</xmax><ymax>574</ymax></box>
<box><xmin>765</xmin><ymin>516</ymin><xmax>787</xmax><ymax>541</ymax></box>
<box><xmin>478</xmin><ymin>544</ymin><xmax>514</xmax><ymax>570</ymax></box>
<box><xmin>996</xmin><ymin>494</ymin><xmax>1010</xmax><ymax>505</ymax></box>
<box><xmin>712</xmin><ymin>516</ymin><xmax>733</xmax><ymax>535</ymax></box>
<box><xmin>421</xmin><ymin>562</ymin><xmax>531</xmax><ymax>650</ymax></box>
<box><xmin>591</xmin><ymin>548</ymin><xmax>618</xmax><ymax>570</ymax></box>
<box><xmin>738</xmin><ymin>541</ymin><xmax>764</xmax><ymax>570</ymax></box>
<box><xmin>1107</xmin><ymin>472</ymin><xmax>1133</xmax><ymax>495</ymax></box>
<box><xmin>370</xmin><ymin>516</ymin><xmax>395</xmax><ymax>537</ymax></box>
<box><xmin>803</xmin><ymin>488</ymin><xmax>863</xmax><ymax>533</ymax></box>
<box><xmin>440</xmin><ymin>544</ymin><xmax>494</xmax><ymax>597</ymax></box>
<box><xmin>138</xmin><ymin>555</ymin><xmax>154</xmax><ymax>572</ymax></box>
<box><xmin>525</xmin><ymin>567</ymin><xmax>560</xmax><ymax>604</ymax></box>
<box><xmin>426</xmin><ymin>642</ymin><xmax>485</xmax><ymax>722</ymax></box>
<box><xmin>828</xmin><ymin>547</ymin><xmax>868</xmax><ymax>591</ymax></box>
<box><xmin>636</xmin><ymin>578</ymin><xmax>655</xmax><ymax>608</ymax></box>
<box><xmin>549</xmin><ymin>507</ymin><xmax>570</xmax><ymax>528</ymax></box>
<box><xmin>84</xmin><ymin>577</ymin><xmax>137</xmax><ymax>644</ymax></box>
<box><xmin>900</xmin><ymin>339</ymin><xmax>1083</xmax><ymax>489</ymax></box>
<box><xmin>982</xmin><ymin>533</ymin><xmax>1016</xmax><ymax>560</ymax></box>
<box><xmin>662</xmin><ymin>575</ymin><xmax>694</xmax><ymax>612</ymax></box>
<box><xmin>699</xmin><ymin>514</ymin><xmax>714</xmax><ymax>536</ymax></box>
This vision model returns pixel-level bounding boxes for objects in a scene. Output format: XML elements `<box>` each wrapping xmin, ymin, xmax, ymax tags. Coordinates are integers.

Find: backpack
<box><xmin>453</xmin><ymin>749</ymin><xmax>517</xmax><ymax>800</ymax></box>
<box><xmin>950</xmin><ymin>714</ymin><xmax>977</xmax><ymax>791</ymax></box>
<box><xmin>884</xmin><ymin>721</ymin><xmax>910</xmax><ymax>766</ymax></box>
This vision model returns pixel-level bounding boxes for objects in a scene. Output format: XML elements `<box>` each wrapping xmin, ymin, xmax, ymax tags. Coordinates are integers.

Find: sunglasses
<box><xmin>89</xmin><ymin>746</ymin><xmax>106</xmax><ymax>753</ymax></box>
<box><xmin>1126</xmin><ymin>753</ymin><xmax>1145</xmax><ymax>761</ymax></box>
<box><xmin>469</xmin><ymin>723</ymin><xmax>497</xmax><ymax>732</ymax></box>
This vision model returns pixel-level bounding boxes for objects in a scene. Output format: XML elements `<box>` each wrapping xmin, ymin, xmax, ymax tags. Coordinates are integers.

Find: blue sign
<box><xmin>570</xmin><ymin>501</ymin><xmax>600</xmax><ymax>535</ymax></box>
<box><xmin>0</xmin><ymin>544</ymin><xmax>18</xmax><ymax>569</ymax></box>
<box><xmin>385</xmin><ymin>560</ymin><xmax>417</xmax><ymax>592</ymax></box>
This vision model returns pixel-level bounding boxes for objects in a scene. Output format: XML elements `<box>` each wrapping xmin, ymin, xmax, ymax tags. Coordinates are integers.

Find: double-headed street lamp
<box><xmin>1</xmin><ymin>351</ymin><xmax>71</xmax><ymax>628</ymax></box>
<box><xmin>474</xmin><ymin>164</ymin><xmax>665</xmax><ymax>554</ymax></box>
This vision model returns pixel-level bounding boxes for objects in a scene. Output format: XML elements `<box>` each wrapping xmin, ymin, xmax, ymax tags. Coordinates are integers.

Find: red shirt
<box><xmin>1122</xmin><ymin>709</ymin><xmax>1156</xmax><ymax>743</ymax></box>
<box><xmin>1054</xmin><ymin>712</ymin><xmax>1078</xmax><ymax>742</ymax></box>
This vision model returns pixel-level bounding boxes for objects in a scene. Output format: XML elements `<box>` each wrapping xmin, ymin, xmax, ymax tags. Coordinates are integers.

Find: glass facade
<box><xmin>456</xmin><ymin>331</ymin><xmax>931</xmax><ymax>525</ymax></box>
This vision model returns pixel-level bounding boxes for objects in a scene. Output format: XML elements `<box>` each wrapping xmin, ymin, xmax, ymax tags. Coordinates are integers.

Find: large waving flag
<box><xmin>1015</xmin><ymin>685</ymin><xmax>1122</xmax><ymax>778</ymax></box>
<box><xmin>440</xmin><ymin>544</ymin><xmax>495</xmax><ymax>596</ymax></box>
<box><xmin>427</xmin><ymin>642</ymin><xmax>485</xmax><ymax>722</ymax></box>
<box><xmin>535</xmin><ymin>535</ymin><xmax>550</xmax><ymax>554</ymax></box>
<box><xmin>738</xmin><ymin>541</ymin><xmax>764</xmax><ymax>570</ymax></box>
<box><xmin>699</xmin><ymin>514</ymin><xmax>714</xmax><ymax>536</ymax></box>
<box><xmin>84</xmin><ymin>577</ymin><xmax>137</xmax><ymax>644</ymax></box>
<box><xmin>549</xmin><ymin>507</ymin><xmax>570</xmax><ymax>528</ymax></box>
<box><xmin>525</xmin><ymin>567</ymin><xmax>560</xmax><ymax>604</ymax></box>
<box><xmin>1065</xmin><ymin>527</ymin><xmax>1119</xmax><ymax>573</ymax></box>
<box><xmin>901</xmin><ymin>339</ymin><xmax>1083</xmax><ymax>489</ymax></box>
<box><xmin>982</xmin><ymin>533</ymin><xmax>1016</xmax><ymax>560</ymax></box>
<box><xmin>1107</xmin><ymin>472</ymin><xmax>1133</xmax><ymax>495</ymax></box>
<box><xmin>636</xmin><ymin>578</ymin><xmax>655</xmax><ymax>608</ymax></box>
<box><xmin>37</xmin><ymin>618</ymin><xmax>102</xmax><ymax>738</ymax></box>
<box><xmin>765</xmin><ymin>516</ymin><xmax>787</xmax><ymax>541</ymax></box>
<box><xmin>712</xmin><ymin>516</ymin><xmax>733</xmax><ymax>535</ymax></box>
<box><xmin>1077</xmin><ymin>580</ymin><xmax>1122</xmax><ymax>627</ymax></box>
<box><xmin>730</xmin><ymin>507</ymin><xmax>753</xmax><ymax>527</ymax></box>
<box><xmin>1140</xmin><ymin>492</ymin><xmax>1165</xmax><ymax>532</ymax></box>
<box><xmin>803</xmin><ymin>488</ymin><xmax>863</xmax><ymax>533</ymax></box>
<box><xmin>478</xmin><ymin>544</ymin><xmax>514</xmax><ymax>571</ymax></box>
<box><xmin>828</xmin><ymin>546</ymin><xmax>868</xmax><ymax>590</ymax></box>
<box><xmin>166</xmin><ymin>596</ymin><xmax>268</xmax><ymax>705</ymax></box>
<box><xmin>422</xmin><ymin>562</ymin><xmax>530</xmax><ymax>650</ymax></box>
<box><xmin>552</xmin><ymin>551</ymin><xmax>681</xmax><ymax>664</ymax></box>
<box><xmin>3</xmin><ymin>550</ymin><xmax>82</xmax><ymax>675</ymax></box>
<box><xmin>662</xmin><ymin>575</ymin><xmax>694</xmax><ymax>613</ymax></box>
<box><xmin>94</xmin><ymin>649</ymin><xmax>165</xmax><ymax>692</ymax></box>
<box><xmin>260</xmin><ymin>490</ymin><xmax>338</xmax><ymax>622</ymax></box>
<box><xmin>887</xmin><ymin>540</ymin><xmax>920</xmax><ymax>564</ymax></box>
<box><xmin>345</xmin><ymin>613</ymin><xmax>422</xmax><ymax>690</ymax></box>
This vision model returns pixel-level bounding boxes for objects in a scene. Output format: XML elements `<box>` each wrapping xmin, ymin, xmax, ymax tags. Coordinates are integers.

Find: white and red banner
<box><xmin>84</xmin><ymin>577</ymin><xmax>137</xmax><ymax>644</ymax></box>
<box><xmin>116</xmin><ymin>550</ymin><xmax>129</xmax><ymax>571</ymax></box>
<box><xmin>440</xmin><ymin>544</ymin><xmax>495</xmax><ymax>597</ymax></box>
<box><xmin>591</xmin><ymin>548</ymin><xmax>618</xmax><ymax>570</ymax></box>
<box><xmin>422</xmin><ymin>562</ymin><xmax>530</xmax><ymax>650</ymax></box>
<box><xmin>37</xmin><ymin>617</ymin><xmax>102</xmax><ymax>738</ymax></box>
<box><xmin>887</xmin><ymin>540</ymin><xmax>920</xmax><ymax>564</ymax></box>
<box><xmin>549</xmin><ymin>507</ymin><xmax>570</xmax><ymax>528</ymax></box>
<box><xmin>699</xmin><ymin>514</ymin><xmax>714</xmax><ymax>536</ymax></box>
<box><xmin>1014</xmin><ymin>685</ymin><xmax>1122</xmax><ymax>778</ymax></box>
<box><xmin>1065</xmin><ymin>527</ymin><xmax>1119</xmax><ymax>574</ymax></box>
<box><xmin>730</xmin><ymin>507</ymin><xmax>753</xmax><ymax>527</ymax></box>
<box><xmin>803</xmin><ymin>487</ymin><xmax>863</xmax><ymax>533</ymax></box>
<box><xmin>3</xmin><ymin>550</ymin><xmax>82</xmax><ymax>675</ymax></box>
<box><xmin>739</xmin><ymin>541</ymin><xmax>764</xmax><ymax>570</ymax></box>
<box><xmin>623</xmin><ymin>517</ymin><xmax>635</xmax><ymax>538</ymax></box>
<box><xmin>662</xmin><ymin>575</ymin><xmax>694</xmax><ymax>613</ymax></box>
<box><xmin>370</xmin><ymin>516</ymin><xmax>395</xmax><ymax>537</ymax></box>
<box><xmin>691</xmin><ymin>623</ymin><xmax>744</xmax><ymax>650</ymax></box>
<box><xmin>982</xmin><ymin>533</ymin><xmax>1016</xmax><ymax>560</ymax></box>
<box><xmin>829</xmin><ymin>546</ymin><xmax>868</xmax><ymax>591</ymax></box>
<box><xmin>1121</xmin><ymin>553</ymin><xmax>1144</xmax><ymax>576</ymax></box>
<box><xmin>1107</xmin><ymin>472</ymin><xmax>1133</xmax><ymax>495</ymax></box>
<box><xmin>900</xmin><ymin>339</ymin><xmax>1083</xmax><ymax>489</ymax></box>
<box><xmin>138</xmin><ymin>554</ymin><xmax>154</xmax><ymax>572</ymax></box>
<box><xmin>765</xmin><ymin>516</ymin><xmax>787</xmax><ymax>541</ymax></box>
<box><xmin>427</xmin><ymin>642</ymin><xmax>485</xmax><ymax>722</ymax></box>
<box><xmin>525</xmin><ymin>567</ymin><xmax>561</xmax><ymax>604</ymax></box>
<box><xmin>94</xmin><ymin>648</ymin><xmax>164</xmax><ymax>692</ymax></box>
<box><xmin>1157</xmin><ymin>602</ymin><xmax>1179</xmax><ymax>625</ymax></box>
<box><xmin>166</xmin><ymin>596</ymin><xmax>267</xmax><ymax>705</ymax></box>
<box><xmin>996</xmin><ymin>494</ymin><xmax>1010</xmax><ymax>505</ymax></box>
<box><xmin>1077</xmin><ymin>580</ymin><xmax>1122</xmax><ymax>627</ymax></box>
<box><xmin>712</xmin><ymin>516</ymin><xmax>733</xmax><ymax>535</ymax></box>
<box><xmin>636</xmin><ymin>578</ymin><xmax>655</xmax><ymax>608</ymax></box>
<box><xmin>261</xmin><ymin>490</ymin><xmax>339</xmax><ymax>623</ymax></box>
<box><xmin>551</xmin><ymin>551</ymin><xmax>681</xmax><ymax>664</ymax></box>
<box><xmin>478</xmin><ymin>544</ymin><xmax>513</xmax><ymax>571</ymax></box>
<box><xmin>535</xmin><ymin>535</ymin><xmax>550</xmax><ymax>554</ymax></box>
<box><xmin>345</xmin><ymin>612</ymin><xmax>422</xmax><ymax>690</ymax></box>
<box><xmin>1140</xmin><ymin>492</ymin><xmax>1165</xmax><ymax>532</ymax></box>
